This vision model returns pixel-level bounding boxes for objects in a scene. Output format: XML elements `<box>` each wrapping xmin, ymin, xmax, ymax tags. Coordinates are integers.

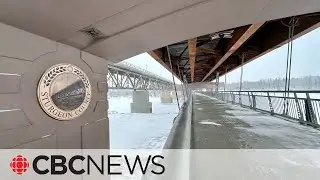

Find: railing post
<box><xmin>283</xmin><ymin>94</ymin><xmax>289</xmax><ymax>116</ymax></box>
<box><xmin>293</xmin><ymin>92</ymin><xmax>304</xmax><ymax>123</ymax></box>
<box><xmin>248</xmin><ymin>92</ymin><xmax>252</xmax><ymax>109</ymax></box>
<box><xmin>267</xmin><ymin>92</ymin><xmax>274</xmax><ymax>115</ymax></box>
<box><xmin>239</xmin><ymin>92</ymin><xmax>242</xmax><ymax>105</ymax></box>
<box><xmin>231</xmin><ymin>92</ymin><xmax>234</xmax><ymax>104</ymax></box>
<box><xmin>305</xmin><ymin>93</ymin><xmax>316</xmax><ymax>125</ymax></box>
<box><xmin>251</xmin><ymin>93</ymin><xmax>256</xmax><ymax>110</ymax></box>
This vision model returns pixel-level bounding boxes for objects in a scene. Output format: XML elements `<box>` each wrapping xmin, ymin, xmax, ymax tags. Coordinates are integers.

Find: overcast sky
<box><xmin>123</xmin><ymin>53</ymin><xmax>181</xmax><ymax>83</ymax></box>
<box><xmin>123</xmin><ymin>27</ymin><xmax>320</xmax><ymax>84</ymax></box>
<box><xmin>223</xmin><ymin>26</ymin><xmax>320</xmax><ymax>83</ymax></box>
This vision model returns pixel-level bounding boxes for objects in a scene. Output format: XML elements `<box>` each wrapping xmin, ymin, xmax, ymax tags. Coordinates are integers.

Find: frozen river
<box><xmin>108</xmin><ymin>96</ymin><xmax>179</xmax><ymax>149</ymax></box>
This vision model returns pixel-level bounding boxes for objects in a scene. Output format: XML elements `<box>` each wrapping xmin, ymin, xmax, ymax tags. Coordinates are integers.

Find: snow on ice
<box><xmin>108</xmin><ymin>96</ymin><xmax>179</xmax><ymax>149</ymax></box>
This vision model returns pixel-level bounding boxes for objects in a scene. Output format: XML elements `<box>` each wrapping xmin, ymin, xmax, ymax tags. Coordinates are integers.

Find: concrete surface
<box><xmin>0</xmin><ymin>1</ymin><xmax>319</xmax><ymax>62</ymax></box>
<box><xmin>131</xmin><ymin>90</ymin><xmax>152</xmax><ymax>113</ymax></box>
<box><xmin>192</xmin><ymin>93</ymin><xmax>320</xmax><ymax>149</ymax></box>
<box><xmin>161</xmin><ymin>91</ymin><xmax>173</xmax><ymax>103</ymax></box>
<box><xmin>0</xmin><ymin>22</ymin><xmax>109</xmax><ymax>148</ymax></box>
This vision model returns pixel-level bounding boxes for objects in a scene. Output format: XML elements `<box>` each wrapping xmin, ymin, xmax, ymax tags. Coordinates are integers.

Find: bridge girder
<box><xmin>107</xmin><ymin>64</ymin><xmax>172</xmax><ymax>90</ymax></box>
<box><xmin>149</xmin><ymin>12</ymin><xmax>320</xmax><ymax>83</ymax></box>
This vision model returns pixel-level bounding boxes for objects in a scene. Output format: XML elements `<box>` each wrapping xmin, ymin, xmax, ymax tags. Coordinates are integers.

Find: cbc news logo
<box><xmin>10</xmin><ymin>155</ymin><xmax>30</xmax><ymax>175</ymax></box>
<box><xmin>9</xmin><ymin>154</ymin><xmax>165</xmax><ymax>176</ymax></box>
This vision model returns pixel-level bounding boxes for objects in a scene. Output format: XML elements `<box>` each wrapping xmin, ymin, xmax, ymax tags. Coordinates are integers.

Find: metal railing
<box><xmin>201</xmin><ymin>90</ymin><xmax>320</xmax><ymax>128</ymax></box>
<box><xmin>143</xmin><ymin>90</ymin><xmax>193</xmax><ymax>180</ymax></box>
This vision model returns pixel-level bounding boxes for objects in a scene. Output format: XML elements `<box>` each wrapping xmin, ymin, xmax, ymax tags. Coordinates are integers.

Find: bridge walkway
<box><xmin>191</xmin><ymin>93</ymin><xmax>320</xmax><ymax>149</ymax></box>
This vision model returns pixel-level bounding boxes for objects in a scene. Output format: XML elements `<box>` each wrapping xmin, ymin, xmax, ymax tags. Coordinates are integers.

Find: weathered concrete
<box><xmin>131</xmin><ymin>90</ymin><xmax>152</xmax><ymax>113</ymax></box>
<box><xmin>0</xmin><ymin>22</ymin><xmax>109</xmax><ymax>149</ymax></box>
<box><xmin>192</xmin><ymin>93</ymin><xmax>320</xmax><ymax>149</ymax></box>
<box><xmin>161</xmin><ymin>90</ymin><xmax>173</xmax><ymax>103</ymax></box>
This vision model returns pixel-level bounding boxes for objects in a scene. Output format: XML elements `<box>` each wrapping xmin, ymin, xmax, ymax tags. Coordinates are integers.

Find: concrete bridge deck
<box><xmin>191</xmin><ymin>93</ymin><xmax>320</xmax><ymax>149</ymax></box>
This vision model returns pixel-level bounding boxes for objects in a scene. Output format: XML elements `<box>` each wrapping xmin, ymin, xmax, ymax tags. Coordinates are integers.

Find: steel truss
<box><xmin>107</xmin><ymin>63</ymin><xmax>172</xmax><ymax>90</ymax></box>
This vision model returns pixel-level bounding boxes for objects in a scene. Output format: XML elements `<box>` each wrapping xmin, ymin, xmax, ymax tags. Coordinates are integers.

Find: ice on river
<box><xmin>108</xmin><ymin>96</ymin><xmax>179</xmax><ymax>149</ymax></box>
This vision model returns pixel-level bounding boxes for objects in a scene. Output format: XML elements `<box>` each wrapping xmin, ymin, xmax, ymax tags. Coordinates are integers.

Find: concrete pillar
<box><xmin>161</xmin><ymin>90</ymin><xmax>173</xmax><ymax>103</ymax></box>
<box><xmin>0</xmin><ymin>22</ymin><xmax>109</xmax><ymax>148</ymax></box>
<box><xmin>131</xmin><ymin>90</ymin><xmax>152</xmax><ymax>113</ymax></box>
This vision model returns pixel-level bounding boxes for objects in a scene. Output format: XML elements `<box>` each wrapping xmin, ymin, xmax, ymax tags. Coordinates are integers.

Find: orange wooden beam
<box><xmin>148</xmin><ymin>50</ymin><xmax>182</xmax><ymax>81</ymax></box>
<box><xmin>188</xmin><ymin>38</ymin><xmax>197</xmax><ymax>82</ymax></box>
<box><xmin>198</xmin><ymin>47</ymin><xmax>220</xmax><ymax>56</ymax></box>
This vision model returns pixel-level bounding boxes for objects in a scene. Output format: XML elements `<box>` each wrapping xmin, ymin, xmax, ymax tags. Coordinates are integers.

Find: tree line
<box><xmin>218</xmin><ymin>76</ymin><xmax>320</xmax><ymax>91</ymax></box>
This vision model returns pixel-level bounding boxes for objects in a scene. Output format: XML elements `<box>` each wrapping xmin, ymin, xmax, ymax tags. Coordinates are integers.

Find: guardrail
<box><xmin>143</xmin><ymin>91</ymin><xmax>193</xmax><ymax>180</ymax></box>
<box><xmin>201</xmin><ymin>90</ymin><xmax>320</xmax><ymax>128</ymax></box>
<box><xmin>163</xmin><ymin>92</ymin><xmax>193</xmax><ymax>149</ymax></box>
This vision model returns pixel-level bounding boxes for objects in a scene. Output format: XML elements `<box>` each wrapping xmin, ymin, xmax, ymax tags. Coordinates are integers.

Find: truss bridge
<box><xmin>107</xmin><ymin>62</ymin><xmax>173</xmax><ymax>90</ymax></box>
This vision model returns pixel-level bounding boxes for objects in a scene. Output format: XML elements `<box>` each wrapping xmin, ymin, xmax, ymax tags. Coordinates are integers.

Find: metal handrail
<box><xmin>219</xmin><ymin>90</ymin><xmax>320</xmax><ymax>93</ymax></box>
<box><xmin>163</xmin><ymin>92</ymin><xmax>192</xmax><ymax>149</ymax></box>
<box><xmin>200</xmin><ymin>90</ymin><xmax>320</xmax><ymax>128</ymax></box>
<box><xmin>143</xmin><ymin>90</ymin><xmax>192</xmax><ymax>180</ymax></box>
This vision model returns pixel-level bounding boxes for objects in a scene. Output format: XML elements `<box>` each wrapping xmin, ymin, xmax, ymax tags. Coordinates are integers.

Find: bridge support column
<box><xmin>161</xmin><ymin>90</ymin><xmax>173</xmax><ymax>103</ymax></box>
<box><xmin>131</xmin><ymin>90</ymin><xmax>152</xmax><ymax>113</ymax></box>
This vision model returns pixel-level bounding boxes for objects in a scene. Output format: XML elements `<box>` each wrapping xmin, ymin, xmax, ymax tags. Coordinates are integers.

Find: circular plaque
<box><xmin>37</xmin><ymin>64</ymin><xmax>91</xmax><ymax>120</ymax></box>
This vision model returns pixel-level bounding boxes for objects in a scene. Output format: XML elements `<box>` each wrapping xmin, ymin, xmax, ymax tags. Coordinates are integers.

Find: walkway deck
<box><xmin>191</xmin><ymin>93</ymin><xmax>320</xmax><ymax>149</ymax></box>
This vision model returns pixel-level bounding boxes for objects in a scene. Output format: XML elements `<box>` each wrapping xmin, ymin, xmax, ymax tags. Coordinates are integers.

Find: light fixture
<box><xmin>210</xmin><ymin>30</ymin><xmax>234</xmax><ymax>40</ymax></box>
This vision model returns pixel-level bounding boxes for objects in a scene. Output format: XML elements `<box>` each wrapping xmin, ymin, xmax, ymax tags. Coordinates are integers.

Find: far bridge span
<box><xmin>107</xmin><ymin>62</ymin><xmax>173</xmax><ymax>90</ymax></box>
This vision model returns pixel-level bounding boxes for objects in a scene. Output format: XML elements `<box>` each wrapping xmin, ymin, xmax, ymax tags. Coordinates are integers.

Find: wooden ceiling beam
<box><xmin>201</xmin><ymin>22</ymin><xmax>265</xmax><ymax>82</ymax></box>
<box><xmin>148</xmin><ymin>49</ymin><xmax>182</xmax><ymax>81</ymax></box>
<box><xmin>188</xmin><ymin>38</ymin><xmax>197</xmax><ymax>82</ymax></box>
<box><xmin>197</xmin><ymin>47</ymin><xmax>220</xmax><ymax>55</ymax></box>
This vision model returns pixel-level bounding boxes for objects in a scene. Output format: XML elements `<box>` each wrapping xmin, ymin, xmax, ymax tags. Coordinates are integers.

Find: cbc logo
<box><xmin>10</xmin><ymin>155</ymin><xmax>30</xmax><ymax>175</ymax></box>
